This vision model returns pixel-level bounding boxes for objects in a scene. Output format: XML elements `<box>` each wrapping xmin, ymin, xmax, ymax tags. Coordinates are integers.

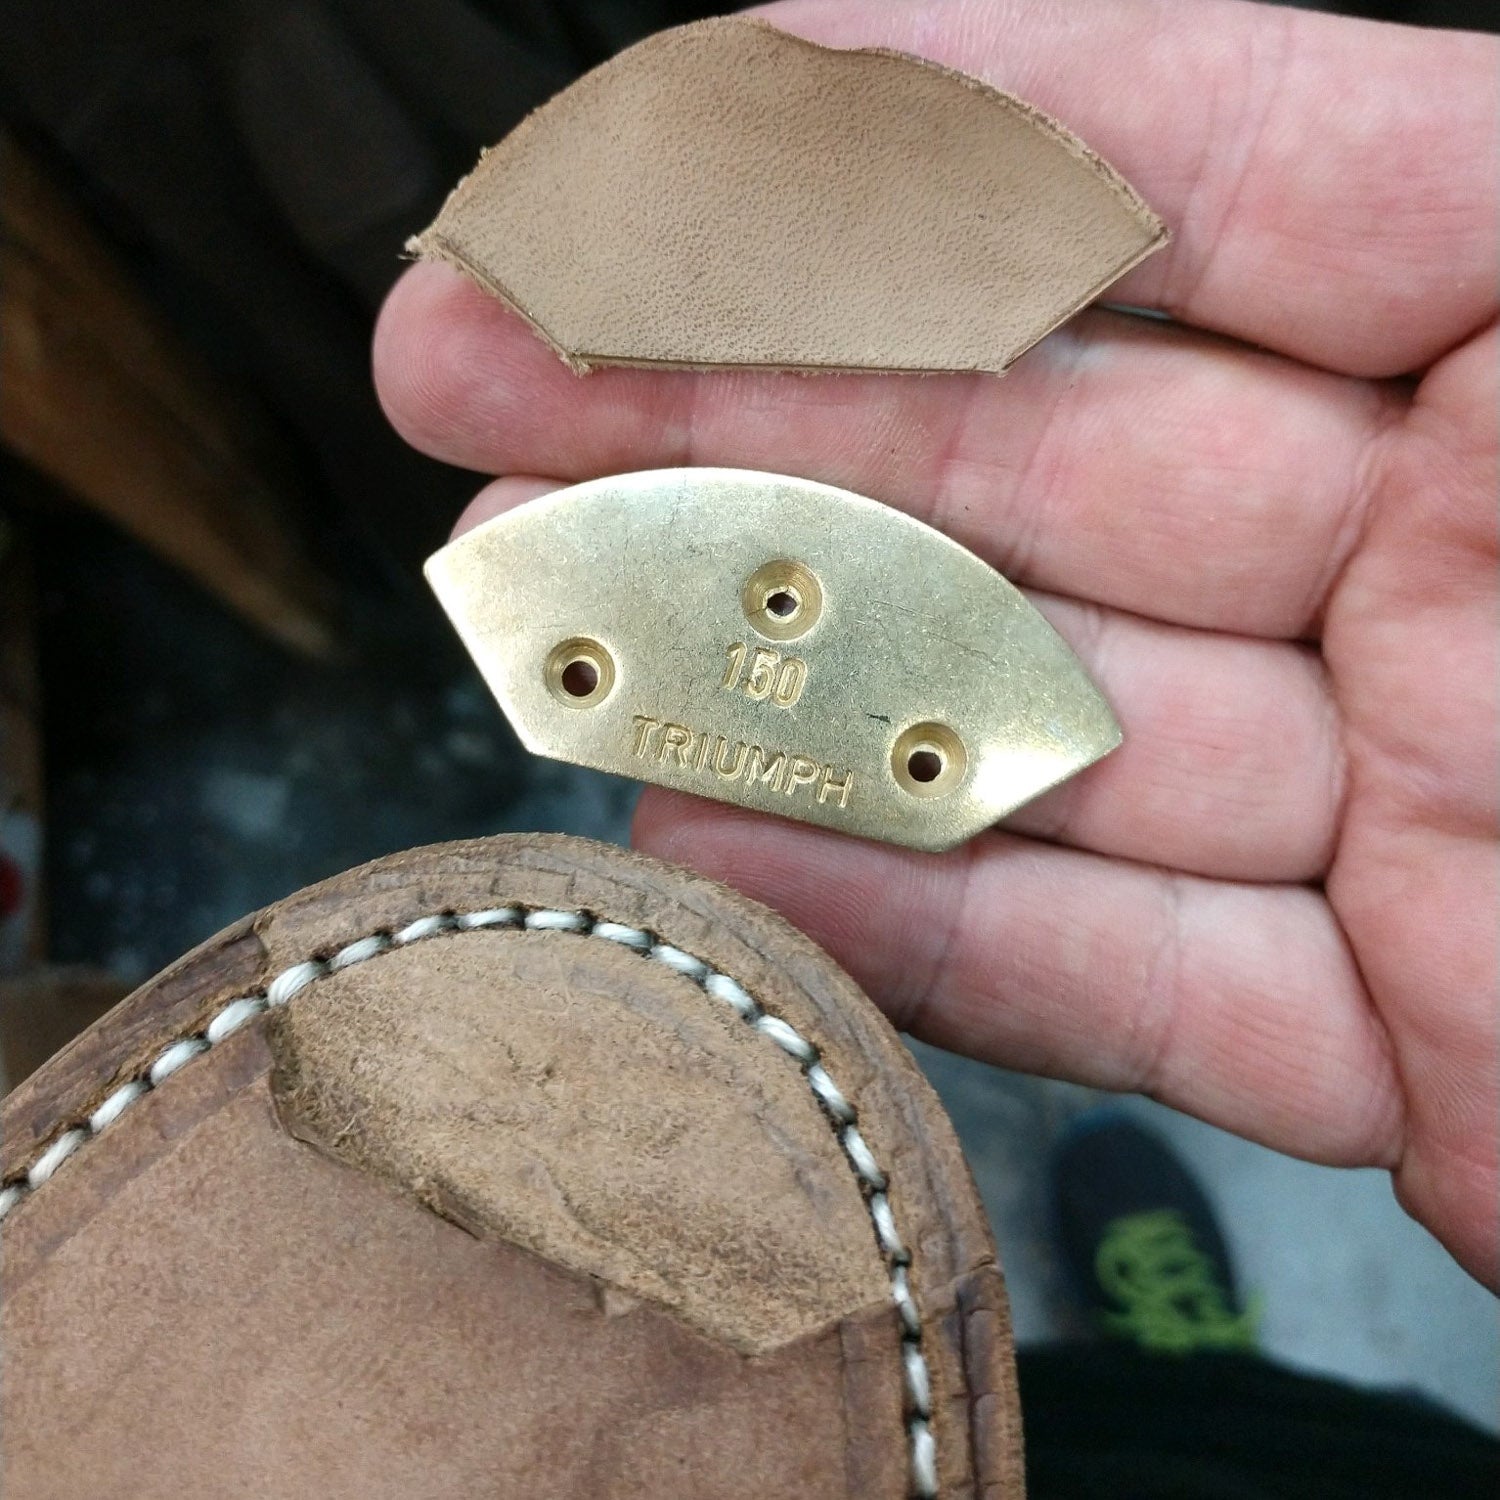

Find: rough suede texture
<box><xmin>269</xmin><ymin>930</ymin><xmax>889</xmax><ymax>1354</ymax></box>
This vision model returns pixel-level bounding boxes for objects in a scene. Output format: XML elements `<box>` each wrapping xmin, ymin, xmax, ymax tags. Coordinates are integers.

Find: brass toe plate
<box><xmin>425</xmin><ymin>469</ymin><xmax>1120</xmax><ymax>851</ymax></box>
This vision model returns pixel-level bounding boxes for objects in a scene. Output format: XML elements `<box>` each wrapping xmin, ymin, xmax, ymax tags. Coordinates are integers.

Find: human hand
<box><xmin>375</xmin><ymin>0</ymin><xmax>1499</xmax><ymax>1286</ymax></box>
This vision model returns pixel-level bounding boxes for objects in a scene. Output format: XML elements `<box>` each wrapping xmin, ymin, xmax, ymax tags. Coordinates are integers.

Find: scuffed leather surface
<box><xmin>412</xmin><ymin>17</ymin><xmax>1166</xmax><ymax>374</ymax></box>
<box><xmin>269</xmin><ymin>929</ymin><xmax>889</xmax><ymax>1355</ymax></box>
<box><xmin>2</xmin><ymin>835</ymin><xmax>1022</xmax><ymax>1497</ymax></box>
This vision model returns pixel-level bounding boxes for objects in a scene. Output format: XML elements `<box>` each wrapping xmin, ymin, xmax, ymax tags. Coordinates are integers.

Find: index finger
<box><xmin>761</xmin><ymin>0</ymin><xmax>1498</xmax><ymax>377</ymax></box>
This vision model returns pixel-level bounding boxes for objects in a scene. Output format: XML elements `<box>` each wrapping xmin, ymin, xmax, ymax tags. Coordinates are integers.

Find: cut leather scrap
<box><xmin>410</xmin><ymin>16</ymin><xmax>1167</xmax><ymax>375</ymax></box>
<box><xmin>269</xmin><ymin>928</ymin><xmax>891</xmax><ymax>1355</ymax></box>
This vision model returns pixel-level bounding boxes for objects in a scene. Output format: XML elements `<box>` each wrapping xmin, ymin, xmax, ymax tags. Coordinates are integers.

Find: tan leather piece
<box><xmin>2</xmin><ymin>835</ymin><xmax>1021</xmax><ymax>1498</ymax></box>
<box><xmin>411</xmin><ymin>17</ymin><xmax>1166</xmax><ymax>375</ymax></box>
<box><xmin>270</xmin><ymin>930</ymin><xmax>889</xmax><ymax>1354</ymax></box>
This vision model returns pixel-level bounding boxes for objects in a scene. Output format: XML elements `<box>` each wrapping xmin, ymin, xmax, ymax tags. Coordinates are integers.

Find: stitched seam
<box><xmin>0</xmin><ymin>907</ymin><xmax>939</xmax><ymax>1499</ymax></box>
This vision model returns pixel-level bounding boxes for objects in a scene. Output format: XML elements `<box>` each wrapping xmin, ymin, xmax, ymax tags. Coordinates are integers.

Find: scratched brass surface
<box><xmin>426</xmin><ymin>469</ymin><xmax>1120</xmax><ymax>851</ymax></box>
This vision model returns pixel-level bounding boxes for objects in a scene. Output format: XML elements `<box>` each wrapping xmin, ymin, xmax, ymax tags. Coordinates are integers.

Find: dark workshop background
<box><xmin>0</xmin><ymin>0</ymin><xmax>1495</xmax><ymax>1422</ymax></box>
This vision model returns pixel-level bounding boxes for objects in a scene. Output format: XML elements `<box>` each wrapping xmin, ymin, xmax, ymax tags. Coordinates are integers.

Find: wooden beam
<box><xmin>0</xmin><ymin>137</ymin><xmax>339</xmax><ymax>657</ymax></box>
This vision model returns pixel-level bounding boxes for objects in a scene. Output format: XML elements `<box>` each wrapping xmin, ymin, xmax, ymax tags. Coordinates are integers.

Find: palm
<box><xmin>375</xmin><ymin>0</ymin><xmax>1498</xmax><ymax>1284</ymax></box>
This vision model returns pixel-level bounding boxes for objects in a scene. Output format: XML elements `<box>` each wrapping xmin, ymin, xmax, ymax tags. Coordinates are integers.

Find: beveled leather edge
<box><xmin>1</xmin><ymin>916</ymin><xmax>264</xmax><ymax>1165</ymax></box>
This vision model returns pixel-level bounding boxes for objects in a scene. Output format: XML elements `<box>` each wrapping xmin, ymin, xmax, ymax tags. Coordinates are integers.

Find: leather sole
<box><xmin>1</xmin><ymin>835</ymin><xmax>1021</xmax><ymax>1498</ymax></box>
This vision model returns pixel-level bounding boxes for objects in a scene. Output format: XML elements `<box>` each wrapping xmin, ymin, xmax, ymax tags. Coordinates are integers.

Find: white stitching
<box><xmin>266</xmin><ymin>960</ymin><xmax>324</xmax><ymax>1008</ymax></box>
<box><xmin>910</xmin><ymin>1419</ymin><xmax>939</xmax><ymax>1499</ymax></box>
<box><xmin>902</xmin><ymin>1340</ymin><xmax>933</xmax><ymax>1417</ymax></box>
<box><xmin>0</xmin><ymin>908</ymin><xmax>938</xmax><ymax>1497</ymax></box>
<box><xmin>806</xmin><ymin>1062</ymin><xmax>855</xmax><ymax>1123</ymax></box>
<box><xmin>147</xmin><ymin>1038</ymin><xmax>209</xmax><ymax>1085</ymax></box>
<box><xmin>648</xmin><ymin>942</ymin><xmax>710</xmax><ymax>982</ymax></box>
<box><xmin>88</xmin><ymin>1079</ymin><xmax>148</xmax><ymax>1133</ymax></box>
<box><xmin>454</xmin><ymin>908</ymin><xmax>521</xmax><ymax>931</ymax></box>
<box><xmin>753</xmin><ymin>1013</ymin><xmax>818</xmax><ymax>1064</ymax></box>
<box><xmin>891</xmin><ymin>1265</ymin><xmax>922</xmax><ymax>1338</ymax></box>
<box><xmin>394</xmin><ymin>914</ymin><xmax>455</xmax><ymax>944</ymax></box>
<box><xmin>204</xmin><ymin>997</ymin><xmax>267</xmax><ymax>1045</ymax></box>
<box><xmin>26</xmin><ymin>1128</ymin><xmax>88</xmax><ymax>1186</ymax></box>
<box><xmin>704</xmin><ymin>971</ymin><xmax>759</xmax><ymax>1021</ymax></box>
<box><xmin>841</xmin><ymin>1124</ymin><xmax>888</xmax><ymax>1191</ymax></box>
<box><xmin>523</xmin><ymin>908</ymin><xmax>588</xmax><ymax>932</ymax></box>
<box><xmin>591</xmin><ymin>920</ymin><xmax>652</xmax><ymax>950</ymax></box>
<box><xmin>328</xmin><ymin>933</ymin><xmax>391</xmax><ymax>970</ymax></box>
<box><xmin>868</xmin><ymin>1192</ymin><xmax>910</xmax><ymax>1264</ymax></box>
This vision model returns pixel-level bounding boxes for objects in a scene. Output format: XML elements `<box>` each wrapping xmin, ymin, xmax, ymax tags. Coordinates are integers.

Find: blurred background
<box><xmin>0</xmin><ymin>0</ymin><xmax>1494</xmax><ymax>1433</ymax></box>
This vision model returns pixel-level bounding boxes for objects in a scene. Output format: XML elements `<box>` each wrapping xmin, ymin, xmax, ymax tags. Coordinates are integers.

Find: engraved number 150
<box><xmin>721</xmin><ymin>642</ymin><xmax>807</xmax><ymax>707</ymax></box>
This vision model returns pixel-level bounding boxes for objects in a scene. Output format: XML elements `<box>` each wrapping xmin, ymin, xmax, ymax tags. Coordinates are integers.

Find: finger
<box><xmin>632</xmin><ymin>798</ymin><xmax>1403</xmax><ymax>1171</ymax></box>
<box><xmin>1007</xmin><ymin>594</ymin><xmax>1341</xmax><ymax>881</ymax></box>
<box><xmin>452</xmin><ymin>475</ymin><xmax>1345</xmax><ymax>882</ymax></box>
<box><xmin>455</xmin><ymin>474</ymin><xmax>562</xmax><ymax>521</ymax></box>
<box><xmin>379</xmin><ymin>264</ymin><xmax>1396</xmax><ymax>637</ymax></box>
<box><xmin>758</xmin><ymin>0</ymin><xmax>1499</xmax><ymax>377</ymax></box>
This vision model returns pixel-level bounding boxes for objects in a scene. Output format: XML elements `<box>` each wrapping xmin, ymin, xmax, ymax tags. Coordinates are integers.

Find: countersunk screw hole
<box><xmin>742</xmin><ymin>560</ymin><xmax>822</xmax><ymax>641</ymax></box>
<box><xmin>891</xmin><ymin>722</ymin><xmax>966</xmax><ymax>798</ymax></box>
<box><xmin>561</xmin><ymin>659</ymin><xmax>599</xmax><ymax>698</ymax></box>
<box><xmin>545</xmin><ymin>637</ymin><xmax>615</xmax><ymax>708</ymax></box>
<box><xmin>906</xmin><ymin>749</ymin><xmax>943</xmax><ymax>784</ymax></box>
